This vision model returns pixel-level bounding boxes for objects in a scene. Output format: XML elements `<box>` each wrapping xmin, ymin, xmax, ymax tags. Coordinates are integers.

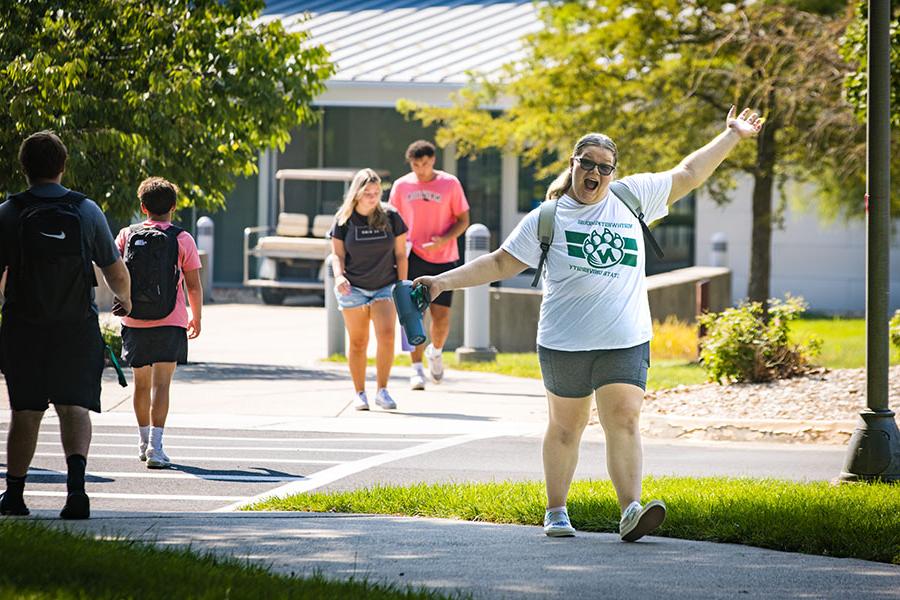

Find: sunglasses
<box><xmin>574</xmin><ymin>156</ymin><xmax>616</xmax><ymax>177</ymax></box>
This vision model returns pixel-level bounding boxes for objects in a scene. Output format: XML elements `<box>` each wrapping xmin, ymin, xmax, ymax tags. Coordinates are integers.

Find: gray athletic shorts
<box><xmin>537</xmin><ymin>342</ymin><xmax>650</xmax><ymax>398</ymax></box>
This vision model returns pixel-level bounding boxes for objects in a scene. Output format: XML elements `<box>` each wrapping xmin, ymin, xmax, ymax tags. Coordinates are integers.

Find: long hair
<box><xmin>545</xmin><ymin>133</ymin><xmax>618</xmax><ymax>201</ymax></box>
<box><xmin>335</xmin><ymin>168</ymin><xmax>389</xmax><ymax>230</ymax></box>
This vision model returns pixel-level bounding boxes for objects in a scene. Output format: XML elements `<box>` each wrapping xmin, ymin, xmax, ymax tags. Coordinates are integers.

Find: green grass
<box><xmin>247</xmin><ymin>477</ymin><xmax>900</xmax><ymax>565</ymax></box>
<box><xmin>792</xmin><ymin>318</ymin><xmax>900</xmax><ymax>368</ymax></box>
<box><xmin>0</xmin><ymin>519</ymin><xmax>455</xmax><ymax>600</ymax></box>
<box><xmin>327</xmin><ymin>318</ymin><xmax>900</xmax><ymax>389</ymax></box>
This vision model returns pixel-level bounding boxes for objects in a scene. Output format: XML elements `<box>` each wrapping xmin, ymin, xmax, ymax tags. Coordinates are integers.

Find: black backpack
<box><xmin>124</xmin><ymin>224</ymin><xmax>183</xmax><ymax>320</ymax></box>
<box><xmin>9</xmin><ymin>190</ymin><xmax>96</xmax><ymax>322</ymax></box>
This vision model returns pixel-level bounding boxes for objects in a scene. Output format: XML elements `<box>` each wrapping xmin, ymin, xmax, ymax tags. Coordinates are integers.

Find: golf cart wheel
<box><xmin>259</xmin><ymin>288</ymin><xmax>287</xmax><ymax>305</ymax></box>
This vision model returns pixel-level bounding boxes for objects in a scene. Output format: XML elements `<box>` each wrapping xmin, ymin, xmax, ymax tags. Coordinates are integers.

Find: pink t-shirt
<box><xmin>389</xmin><ymin>171</ymin><xmax>469</xmax><ymax>264</ymax></box>
<box><xmin>115</xmin><ymin>220</ymin><xmax>202</xmax><ymax>329</ymax></box>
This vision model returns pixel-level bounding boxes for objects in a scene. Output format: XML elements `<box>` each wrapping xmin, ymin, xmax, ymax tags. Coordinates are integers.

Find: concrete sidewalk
<box><xmin>9</xmin><ymin>302</ymin><xmax>895</xmax><ymax>599</ymax></box>
<box><xmin>36</xmin><ymin>511</ymin><xmax>900</xmax><ymax>599</ymax></box>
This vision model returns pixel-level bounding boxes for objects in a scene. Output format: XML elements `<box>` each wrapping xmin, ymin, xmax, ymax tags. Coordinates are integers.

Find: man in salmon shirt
<box><xmin>115</xmin><ymin>177</ymin><xmax>203</xmax><ymax>469</ymax></box>
<box><xmin>389</xmin><ymin>140</ymin><xmax>470</xmax><ymax>390</ymax></box>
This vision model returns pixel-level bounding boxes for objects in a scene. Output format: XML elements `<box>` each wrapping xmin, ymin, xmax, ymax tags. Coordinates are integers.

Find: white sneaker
<box><xmin>619</xmin><ymin>500</ymin><xmax>666</xmax><ymax>542</ymax></box>
<box><xmin>425</xmin><ymin>344</ymin><xmax>444</xmax><ymax>383</ymax></box>
<box><xmin>146</xmin><ymin>447</ymin><xmax>171</xmax><ymax>469</ymax></box>
<box><xmin>375</xmin><ymin>389</ymin><xmax>397</xmax><ymax>410</ymax></box>
<box><xmin>410</xmin><ymin>371</ymin><xmax>426</xmax><ymax>391</ymax></box>
<box><xmin>139</xmin><ymin>441</ymin><xmax>148</xmax><ymax>462</ymax></box>
<box><xmin>354</xmin><ymin>392</ymin><xmax>370</xmax><ymax>411</ymax></box>
<box><xmin>543</xmin><ymin>508</ymin><xmax>576</xmax><ymax>537</ymax></box>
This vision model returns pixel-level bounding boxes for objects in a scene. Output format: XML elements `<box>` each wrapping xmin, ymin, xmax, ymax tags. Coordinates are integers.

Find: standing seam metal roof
<box><xmin>262</xmin><ymin>1</ymin><xmax>543</xmax><ymax>84</ymax></box>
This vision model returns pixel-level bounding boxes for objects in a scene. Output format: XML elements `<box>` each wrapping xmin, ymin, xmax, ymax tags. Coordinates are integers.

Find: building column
<box><xmin>501</xmin><ymin>151</ymin><xmax>519</xmax><ymax>240</ymax></box>
<box><xmin>442</xmin><ymin>141</ymin><xmax>457</xmax><ymax>176</ymax></box>
<box><xmin>257</xmin><ymin>149</ymin><xmax>275</xmax><ymax>228</ymax></box>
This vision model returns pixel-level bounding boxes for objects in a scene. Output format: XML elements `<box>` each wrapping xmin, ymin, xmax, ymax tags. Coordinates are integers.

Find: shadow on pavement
<box><xmin>173</xmin><ymin>362</ymin><xmax>347</xmax><ymax>383</ymax></box>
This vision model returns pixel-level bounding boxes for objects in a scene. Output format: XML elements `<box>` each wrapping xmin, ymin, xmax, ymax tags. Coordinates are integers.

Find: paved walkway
<box><xmin>3</xmin><ymin>303</ymin><xmax>897</xmax><ymax>598</ymax></box>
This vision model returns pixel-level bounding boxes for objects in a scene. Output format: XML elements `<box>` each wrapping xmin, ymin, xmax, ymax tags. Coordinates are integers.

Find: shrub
<box><xmin>100</xmin><ymin>319</ymin><xmax>123</xmax><ymax>364</ymax></box>
<box><xmin>891</xmin><ymin>310</ymin><xmax>900</xmax><ymax>351</ymax></box>
<box><xmin>651</xmin><ymin>317</ymin><xmax>699</xmax><ymax>361</ymax></box>
<box><xmin>698</xmin><ymin>295</ymin><xmax>821</xmax><ymax>384</ymax></box>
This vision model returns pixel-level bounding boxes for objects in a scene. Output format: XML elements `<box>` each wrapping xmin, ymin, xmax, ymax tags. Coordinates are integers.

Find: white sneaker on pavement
<box><xmin>353</xmin><ymin>391</ymin><xmax>370</xmax><ymax>411</ymax></box>
<box><xmin>543</xmin><ymin>508</ymin><xmax>576</xmax><ymax>537</ymax></box>
<box><xmin>410</xmin><ymin>370</ymin><xmax>426</xmax><ymax>391</ymax></box>
<box><xmin>146</xmin><ymin>447</ymin><xmax>171</xmax><ymax>469</ymax></box>
<box><xmin>138</xmin><ymin>441</ymin><xmax>148</xmax><ymax>462</ymax></box>
<box><xmin>425</xmin><ymin>344</ymin><xmax>444</xmax><ymax>383</ymax></box>
<box><xmin>375</xmin><ymin>389</ymin><xmax>397</xmax><ymax>410</ymax></box>
<box><xmin>619</xmin><ymin>499</ymin><xmax>666</xmax><ymax>542</ymax></box>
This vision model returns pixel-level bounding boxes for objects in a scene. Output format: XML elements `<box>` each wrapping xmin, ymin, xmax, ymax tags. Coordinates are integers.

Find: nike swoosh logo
<box><xmin>40</xmin><ymin>231</ymin><xmax>66</xmax><ymax>240</ymax></box>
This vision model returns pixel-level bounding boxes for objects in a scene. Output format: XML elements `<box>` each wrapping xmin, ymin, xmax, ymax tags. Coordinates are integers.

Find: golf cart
<box><xmin>243</xmin><ymin>168</ymin><xmax>386</xmax><ymax>305</ymax></box>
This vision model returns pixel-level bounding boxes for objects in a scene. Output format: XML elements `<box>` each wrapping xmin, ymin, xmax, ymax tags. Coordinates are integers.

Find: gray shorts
<box><xmin>537</xmin><ymin>342</ymin><xmax>650</xmax><ymax>398</ymax></box>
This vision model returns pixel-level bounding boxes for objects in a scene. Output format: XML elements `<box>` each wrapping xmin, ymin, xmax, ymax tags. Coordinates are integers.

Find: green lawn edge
<box><xmin>0</xmin><ymin>519</ymin><xmax>458</xmax><ymax>600</ymax></box>
<box><xmin>246</xmin><ymin>477</ymin><xmax>900</xmax><ymax>565</ymax></box>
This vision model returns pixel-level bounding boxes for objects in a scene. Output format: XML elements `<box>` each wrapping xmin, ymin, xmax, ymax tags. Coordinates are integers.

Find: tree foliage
<box><xmin>0</xmin><ymin>0</ymin><xmax>334</xmax><ymax>220</ymax></box>
<box><xmin>841</xmin><ymin>0</ymin><xmax>900</xmax><ymax>127</ymax></box>
<box><xmin>400</xmin><ymin>1</ymin><xmax>874</xmax><ymax>302</ymax></box>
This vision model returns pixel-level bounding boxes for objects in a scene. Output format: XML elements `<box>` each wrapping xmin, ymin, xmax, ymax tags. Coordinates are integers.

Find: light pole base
<box><xmin>839</xmin><ymin>410</ymin><xmax>900</xmax><ymax>483</ymax></box>
<box><xmin>456</xmin><ymin>347</ymin><xmax>497</xmax><ymax>363</ymax></box>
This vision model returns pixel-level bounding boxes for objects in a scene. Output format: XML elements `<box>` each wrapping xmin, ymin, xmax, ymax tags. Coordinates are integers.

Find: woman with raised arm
<box><xmin>414</xmin><ymin>107</ymin><xmax>762</xmax><ymax>542</ymax></box>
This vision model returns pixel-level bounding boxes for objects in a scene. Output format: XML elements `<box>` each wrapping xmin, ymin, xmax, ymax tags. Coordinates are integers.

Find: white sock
<box><xmin>139</xmin><ymin>426</ymin><xmax>150</xmax><ymax>445</ymax></box>
<box><xmin>150</xmin><ymin>426</ymin><xmax>164</xmax><ymax>450</ymax></box>
<box><xmin>412</xmin><ymin>362</ymin><xmax>425</xmax><ymax>374</ymax></box>
<box><xmin>431</xmin><ymin>346</ymin><xmax>443</xmax><ymax>355</ymax></box>
<box><xmin>377</xmin><ymin>388</ymin><xmax>387</xmax><ymax>396</ymax></box>
<box><xmin>546</xmin><ymin>505</ymin><xmax>567</xmax><ymax>514</ymax></box>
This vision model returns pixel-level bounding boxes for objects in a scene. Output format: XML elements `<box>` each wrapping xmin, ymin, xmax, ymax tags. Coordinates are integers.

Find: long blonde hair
<box><xmin>335</xmin><ymin>168</ymin><xmax>389</xmax><ymax>230</ymax></box>
<box><xmin>545</xmin><ymin>133</ymin><xmax>618</xmax><ymax>201</ymax></box>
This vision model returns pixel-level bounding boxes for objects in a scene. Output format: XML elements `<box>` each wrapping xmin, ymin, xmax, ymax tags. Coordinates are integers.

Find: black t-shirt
<box><xmin>330</xmin><ymin>209</ymin><xmax>407</xmax><ymax>290</ymax></box>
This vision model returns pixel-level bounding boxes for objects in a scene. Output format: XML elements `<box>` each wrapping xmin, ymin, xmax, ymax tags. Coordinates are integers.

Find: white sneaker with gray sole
<box><xmin>425</xmin><ymin>344</ymin><xmax>444</xmax><ymax>383</ymax></box>
<box><xmin>146</xmin><ymin>447</ymin><xmax>171</xmax><ymax>469</ymax></box>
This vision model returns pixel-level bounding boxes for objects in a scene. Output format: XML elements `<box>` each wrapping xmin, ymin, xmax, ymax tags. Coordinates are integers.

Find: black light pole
<box><xmin>839</xmin><ymin>0</ymin><xmax>900</xmax><ymax>482</ymax></box>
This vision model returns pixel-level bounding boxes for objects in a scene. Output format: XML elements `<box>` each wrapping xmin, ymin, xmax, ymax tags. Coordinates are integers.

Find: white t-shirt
<box><xmin>501</xmin><ymin>172</ymin><xmax>672</xmax><ymax>351</ymax></box>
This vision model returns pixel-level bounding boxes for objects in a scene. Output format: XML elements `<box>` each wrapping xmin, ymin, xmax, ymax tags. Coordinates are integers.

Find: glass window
<box><xmin>457</xmin><ymin>149</ymin><xmax>501</xmax><ymax>249</ymax></box>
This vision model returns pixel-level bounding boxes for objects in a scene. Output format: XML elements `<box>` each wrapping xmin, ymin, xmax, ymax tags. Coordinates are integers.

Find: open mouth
<box><xmin>584</xmin><ymin>178</ymin><xmax>599</xmax><ymax>191</ymax></box>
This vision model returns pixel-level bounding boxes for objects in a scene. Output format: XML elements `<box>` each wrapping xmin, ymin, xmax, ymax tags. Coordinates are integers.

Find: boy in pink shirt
<box><xmin>389</xmin><ymin>140</ymin><xmax>469</xmax><ymax>390</ymax></box>
<box><xmin>114</xmin><ymin>177</ymin><xmax>203</xmax><ymax>468</ymax></box>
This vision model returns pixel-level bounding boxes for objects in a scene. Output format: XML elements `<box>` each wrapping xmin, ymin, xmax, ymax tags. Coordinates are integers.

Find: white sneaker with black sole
<box><xmin>619</xmin><ymin>500</ymin><xmax>666</xmax><ymax>542</ymax></box>
<box><xmin>410</xmin><ymin>370</ymin><xmax>426</xmax><ymax>391</ymax></box>
<box><xmin>425</xmin><ymin>344</ymin><xmax>444</xmax><ymax>383</ymax></box>
<box><xmin>138</xmin><ymin>441</ymin><xmax>148</xmax><ymax>462</ymax></box>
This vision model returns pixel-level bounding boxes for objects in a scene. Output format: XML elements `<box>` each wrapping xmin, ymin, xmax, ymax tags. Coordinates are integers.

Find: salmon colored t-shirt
<box><xmin>115</xmin><ymin>220</ymin><xmax>202</xmax><ymax>329</ymax></box>
<box><xmin>388</xmin><ymin>171</ymin><xmax>469</xmax><ymax>264</ymax></box>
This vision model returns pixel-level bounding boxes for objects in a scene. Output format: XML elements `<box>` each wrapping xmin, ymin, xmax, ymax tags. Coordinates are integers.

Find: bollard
<box><xmin>324</xmin><ymin>254</ymin><xmax>345</xmax><ymax>357</ymax></box>
<box><xmin>710</xmin><ymin>232</ymin><xmax>727</xmax><ymax>267</ymax></box>
<box><xmin>196</xmin><ymin>216</ymin><xmax>215</xmax><ymax>302</ymax></box>
<box><xmin>456</xmin><ymin>224</ymin><xmax>497</xmax><ymax>363</ymax></box>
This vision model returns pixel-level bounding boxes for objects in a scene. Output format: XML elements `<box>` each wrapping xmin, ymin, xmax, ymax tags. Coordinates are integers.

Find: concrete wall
<box><xmin>439</xmin><ymin>266</ymin><xmax>731</xmax><ymax>352</ymax></box>
<box><xmin>694</xmin><ymin>175</ymin><xmax>900</xmax><ymax>315</ymax></box>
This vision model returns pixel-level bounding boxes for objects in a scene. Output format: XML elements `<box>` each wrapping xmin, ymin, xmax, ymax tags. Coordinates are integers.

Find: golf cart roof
<box><xmin>275</xmin><ymin>168</ymin><xmax>389</xmax><ymax>182</ymax></box>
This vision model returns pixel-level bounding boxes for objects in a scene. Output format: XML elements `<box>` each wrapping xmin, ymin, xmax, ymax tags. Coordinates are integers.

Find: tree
<box><xmin>400</xmin><ymin>1</ymin><xmax>861</xmax><ymax>305</ymax></box>
<box><xmin>841</xmin><ymin>1</ymin><xmax>900</xmax><ymax>126</ymax></box>
<box><xmin>0</xmin><ymin>0</ymin><xmax>334</xmax><ymax>220</ymax></box>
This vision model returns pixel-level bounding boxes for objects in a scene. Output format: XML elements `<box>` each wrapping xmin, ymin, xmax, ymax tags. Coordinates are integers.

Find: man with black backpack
<box><xmin>114</xmin><ymin>177</ymin><xmax>202</xmax><ymax>469</ymax></box>
<box><xmin>0</xmin><ymin>130</ymin><xmax>132</xmax><ymax>519</ymax></box>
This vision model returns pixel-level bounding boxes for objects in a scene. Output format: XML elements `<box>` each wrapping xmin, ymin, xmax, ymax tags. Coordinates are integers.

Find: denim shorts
<box><xmin>537</xmin><ymin>342</ymin><xmax>650</xmax><ymax>398</ymax></box>
<box><xmin>336</xmin><ymin>283</ymin><xmax>395</xmax><ymax>310</ymax></box>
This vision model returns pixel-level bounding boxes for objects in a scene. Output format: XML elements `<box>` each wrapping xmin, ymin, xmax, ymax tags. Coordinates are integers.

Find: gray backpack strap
<box><xmin>532</xmin><ymin>199</ymin><xmax>558</xmax><ymax>287</ymax></box>
<box><xmin>609</xmin><ymin>181</ymin><xmax>665</xmax><ymax>259</ymax></box>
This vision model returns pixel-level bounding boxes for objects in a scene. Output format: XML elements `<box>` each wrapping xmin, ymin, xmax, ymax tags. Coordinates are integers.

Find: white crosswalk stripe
<box><xmin>0</xmin><ymin>425</ymin><xmax>477</xmax><ymax>512</ymax></box>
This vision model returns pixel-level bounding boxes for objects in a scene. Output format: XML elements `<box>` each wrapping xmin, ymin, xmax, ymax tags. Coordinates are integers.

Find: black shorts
<box><xmin>408</xmin><ymin>252</ymin><xmax>458</xmax><ymax>307</ymax></box>
<box><xmin>0</xmin><ymin>314</ymin><xmax>104</xmax><ymax>412</ymax></box>
<box><xmin>121</xmin><ymin>325</ymin><xmax>188</xmax><ymax>368</ymax></box>
<box><xmin>537</xmin><ymin>342</ymin><xmax>650</xmax><ymax>397</ymax></box>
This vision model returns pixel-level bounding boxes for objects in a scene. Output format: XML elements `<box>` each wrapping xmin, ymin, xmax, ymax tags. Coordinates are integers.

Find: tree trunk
<box><xmin>747</xmin><ymin>113</ymin><xmax>777</xmax><ymax>306</ymax></box>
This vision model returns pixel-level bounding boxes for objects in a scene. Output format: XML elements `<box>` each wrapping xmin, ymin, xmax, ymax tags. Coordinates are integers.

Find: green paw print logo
<box><xmin>583</xmin><ymin>228</ymin><xmax>625</xmax><ymax>268</ymax></box>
